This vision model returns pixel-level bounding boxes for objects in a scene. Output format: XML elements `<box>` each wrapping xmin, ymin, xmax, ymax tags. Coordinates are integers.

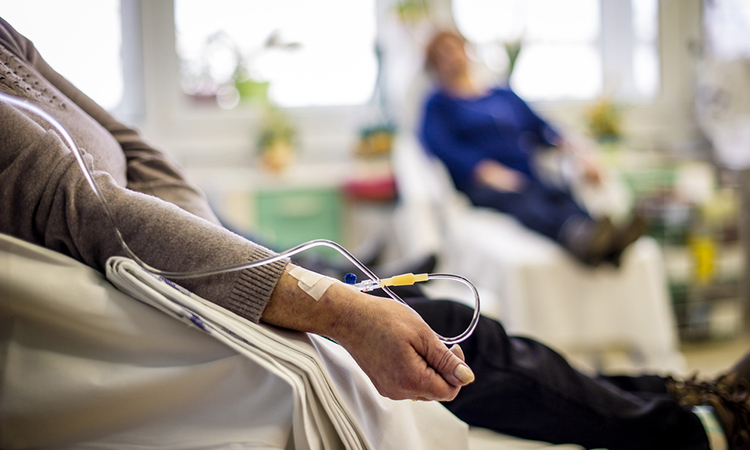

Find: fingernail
<box><xmin>454</xmin><ymin>364</ymin><xmax>475</xmax><ymax>384</ymax></box>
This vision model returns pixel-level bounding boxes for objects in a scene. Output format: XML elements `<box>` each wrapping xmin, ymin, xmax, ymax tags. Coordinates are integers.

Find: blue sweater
<box><xmin>419</xmin><ymin>87</ymin><xmax>560</xmax><ymax>192</ymax></box>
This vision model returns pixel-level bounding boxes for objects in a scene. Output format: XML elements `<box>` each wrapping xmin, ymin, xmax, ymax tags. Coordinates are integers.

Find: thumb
<box><xmin>433</xmin><ymin>344</ymin><xmax>475</xmax><ymax>387</ymax></box>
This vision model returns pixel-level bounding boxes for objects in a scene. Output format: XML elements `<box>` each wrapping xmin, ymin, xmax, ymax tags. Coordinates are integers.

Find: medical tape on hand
<box><xmin>288</xmin><ymin>265</ymin><xmax>339</xmax><ymax>301</ymax></box>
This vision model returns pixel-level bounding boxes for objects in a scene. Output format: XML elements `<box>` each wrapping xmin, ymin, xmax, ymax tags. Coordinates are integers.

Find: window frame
<box><xmin>135</xmin><ymin>0</ymin><xmax>381</xmax><ymax>165</ymax></box>
<box><xmin>453</xmin><ymin>0</ymin><xmax>658</xmax><ymax>103</ymax></box>
<box><xmin>127</xmin><ymin>0</ymin><xmax>702</xmax><ymax>163</ymax></box>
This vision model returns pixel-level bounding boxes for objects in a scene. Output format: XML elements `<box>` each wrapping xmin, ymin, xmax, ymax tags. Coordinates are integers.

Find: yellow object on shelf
<box><xmin>689</xmin><ymin>235</ymin><xmax>716</xmax><ymax>286</ymax></box>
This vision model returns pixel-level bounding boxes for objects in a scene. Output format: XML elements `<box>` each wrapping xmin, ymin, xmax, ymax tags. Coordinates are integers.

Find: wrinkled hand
<box><xmin>332</xmin><ymin>293</ymin><xmax>474</xmax><ymax>401</ymax></box>
<box><xmin>475</xmin><ymin>159</ymin><xmax>526</xmax><ymax>193</ymax></box>
<box><xmin>557</xmin><ymin>136</ymin><xmax>603</xmax><ymax>186</ymax></box>
<box><xmin>576</xmin><ymin>154</ymin><xmax>603</xmax><ymax>185</ymax></box>
<box><xmin>262</xmin><ymin>266</ymin><xmax>474</xmax><ymax>402</ymax></box>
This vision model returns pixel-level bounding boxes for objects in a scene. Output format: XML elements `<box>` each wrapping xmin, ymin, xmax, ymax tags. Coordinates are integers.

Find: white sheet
<box><xmin>105</xmin><ymin>256</ymin><xmax>470</xmax><ymax>450</ymax></box>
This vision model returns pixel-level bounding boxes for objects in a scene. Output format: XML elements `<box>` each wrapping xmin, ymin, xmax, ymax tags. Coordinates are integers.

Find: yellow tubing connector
<box><xmin>379</xmin><ymin>273</ymin><xmax>429</xmax><ymax>287</ymax></box>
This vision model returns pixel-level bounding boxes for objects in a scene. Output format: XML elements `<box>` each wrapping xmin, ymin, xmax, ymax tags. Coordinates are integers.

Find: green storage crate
<box><xmin>255</xmin><ymin>187</ymin><xmax>343</xmax><ymax>258</ymax></box>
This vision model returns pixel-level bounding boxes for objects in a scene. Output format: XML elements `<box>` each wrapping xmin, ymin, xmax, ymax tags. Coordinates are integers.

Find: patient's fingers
<box><xmin>450</xmin><ymin>344</ymin><xmax>465</xmax><ymax>362</ymax></box>
<box><xmin>331</xmin><ymin>291</ymin><xmax>473</xmax><ymax>401</ymax></box>
<box><xmin>424</xmin><ymin>340</ymin><xmax>475</xmax><ymax>392</ymax></box>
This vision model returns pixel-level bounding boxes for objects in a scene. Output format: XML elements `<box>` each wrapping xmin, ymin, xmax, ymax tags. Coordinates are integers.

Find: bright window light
<box><xmin>454</xmin><ymin>0</ymin><xmax>601</xmax><ymax>101</ymax></box>
<box><xmin>704</xmin><ymin>0</ymin><xmax>750</xmax><ymax>59</ymax></box>
<box><xmin>175</xmin><ymin>0</ymin><xmax>378</xmax><ymax>108</ymax></box>
<box><xmin>0</xmin><ymin>0</ymin><xmax>123</xmax><ymax>110</ymax></box>
<box><xmin>633</xmin><ymin>0</ymin><xmax>660</xmax><ymax>97</ymax></box>
<box><xmin>512</xmin><ymin>44</ymin><xmax>602</xmax><ymax>100</ymax></box>
<box><xmin>454</xmin><ymin>0</ymin><xmax>660</xmax><ymax>101</ymax></box>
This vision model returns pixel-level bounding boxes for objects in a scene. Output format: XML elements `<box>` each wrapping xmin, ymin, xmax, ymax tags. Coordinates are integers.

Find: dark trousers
<box><xmin>399</xmin><ymin>296</ymin><xmax>710</xmax><ymax>450</ymax></box>
<box><xmin>463</xmin><ymin>181</ymin><xmax>590</xmax><ymax>242</ymax></box>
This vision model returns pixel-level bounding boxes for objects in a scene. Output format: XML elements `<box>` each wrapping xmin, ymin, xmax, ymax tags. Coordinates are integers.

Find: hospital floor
<box><xmin>560</xmin><ymin>323</ymin><xmax>749</xmax><ymax>378</ymax></box>
<box><xmin>680</xmin><ymin>327</ymin><xmax>750</xmax><ymax>377</ymax></box>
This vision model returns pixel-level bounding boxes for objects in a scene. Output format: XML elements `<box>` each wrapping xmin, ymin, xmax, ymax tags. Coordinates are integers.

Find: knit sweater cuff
<box><xmin>226</xmin><ymin>257</ymin><xmax>288</xmax><ymax>323</ymax></box>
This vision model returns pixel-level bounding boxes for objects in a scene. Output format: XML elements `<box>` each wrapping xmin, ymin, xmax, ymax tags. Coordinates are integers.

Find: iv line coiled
<box><xmin>0</xmin><ymin>91</ymin><xmax>480</xmax><ymax>345</ymax></box>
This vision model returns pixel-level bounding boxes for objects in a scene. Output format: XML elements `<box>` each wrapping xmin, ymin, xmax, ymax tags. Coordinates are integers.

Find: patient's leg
<box><xmin>463</xmin><ymin>183</ymin><xmax>615</xmax><ymax>266</ymax></box>
<box><xmin>464</xmin><ymin>182</ymin><xmax>586</xmax><ymax>242</ymax></box>
<box><xmin>404</xmin><ymin>298</ymin><xmax>709</xmax><ymax>450</ymax></box>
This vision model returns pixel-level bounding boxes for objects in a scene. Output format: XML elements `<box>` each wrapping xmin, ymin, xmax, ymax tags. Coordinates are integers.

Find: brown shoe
<box><xmin>667</xmin><ymin>351</ymin><xmax>750</xmax><ymax>450</ymax></box>
<box><xmin>561</xmin><ymin>216</ymin><xmax>616</xmax><ymax>267</ymax></box>
<box><xmin>605</xmin><ymin>214</ymin><xmax>647</xmax><ymax>267</ymax></box>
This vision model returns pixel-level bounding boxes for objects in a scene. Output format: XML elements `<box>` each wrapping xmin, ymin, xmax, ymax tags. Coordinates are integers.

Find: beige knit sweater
<box><xmin>0</xmin><ymin>17</ymin><xmax>286</xmax><ymax>322</ymax></box>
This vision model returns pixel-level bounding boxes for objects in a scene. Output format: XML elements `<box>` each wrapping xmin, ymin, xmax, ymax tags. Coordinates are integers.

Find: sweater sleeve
<box><xmin>4</xmin><ymin>18</ymin><xmax>221</xmax><ymax>224</ymax></box>
<box><xmin>506</xmin><ymin>89</ymin><xmax>561</xmax><ymax>147</ymax></box>
<box><xmin>418</xmin><ymin>94</ymin><xmax>490</xmax><ymax>190</ymax></box>
<box><xmin>0</xmin><ymin>18</ymin><xmax>285</xmax><ymax>322</ymax></box>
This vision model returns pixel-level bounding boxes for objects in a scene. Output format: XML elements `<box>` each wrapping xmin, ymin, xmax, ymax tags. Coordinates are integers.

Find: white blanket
<box><xmin>104</xmin><ymin>256</ymin><xmax>470</xmax><ymax>450</ymax></box>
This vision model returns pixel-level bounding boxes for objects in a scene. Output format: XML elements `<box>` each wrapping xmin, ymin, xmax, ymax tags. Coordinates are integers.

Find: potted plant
<box><xmin>256</xmin><ymin>105</ymin><xmax>297</xmax><ymax>172</ymax></box>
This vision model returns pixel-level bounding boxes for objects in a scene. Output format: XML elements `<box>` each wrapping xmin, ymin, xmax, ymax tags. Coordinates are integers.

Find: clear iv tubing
<box><xmin>0</xmin><ymin>91</ymin><xmax>480</xmax><ymax>345</ymax></box>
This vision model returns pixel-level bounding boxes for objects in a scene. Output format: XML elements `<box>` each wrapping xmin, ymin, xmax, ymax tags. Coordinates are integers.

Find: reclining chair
<box><xmin>389</xmin><ymin>67</ymin><xmax>685</xmax><ymax>373</ymax></box>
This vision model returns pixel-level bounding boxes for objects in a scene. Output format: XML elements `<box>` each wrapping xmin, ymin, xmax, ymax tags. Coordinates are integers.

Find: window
<box><xmin>453</xmin><ymin>0</ymin><xmax>659</xmax><ymax>101</ymax></box>
<box><xmin>174</xmin><ymin>0</ymin><xmax>378</xmax><ymax>109</ymax></box>
<box><xmin>704</xmin><ymin>0</ymin><xmax>750</xmax><ymax>60</ymax></box>
<box><xmin>0</xmin><ymin>0</ymin><xmax>123</xmax><ymax>110</ymax></box>
<box><xmin>633</xmin><ymin>0</ymin><xmax>660</xmax><ymax>97</ymax></box>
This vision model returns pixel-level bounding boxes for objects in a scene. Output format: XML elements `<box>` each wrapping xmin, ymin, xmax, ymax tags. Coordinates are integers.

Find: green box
<box><xmin>255</xmin><ymin>187</ymin><xmax>343</xmax><ymax>258</ymax></box>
